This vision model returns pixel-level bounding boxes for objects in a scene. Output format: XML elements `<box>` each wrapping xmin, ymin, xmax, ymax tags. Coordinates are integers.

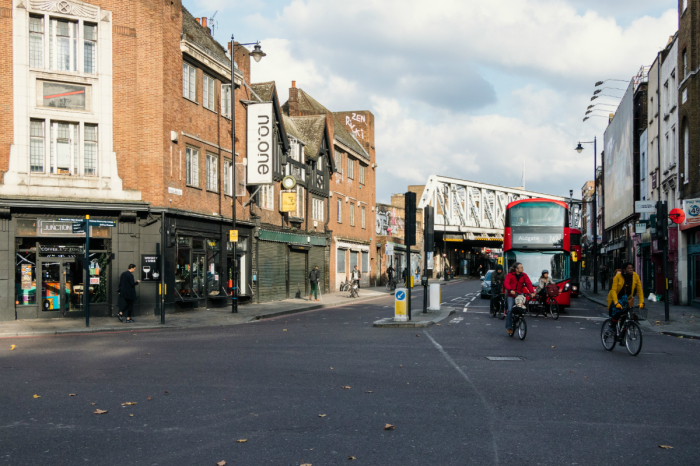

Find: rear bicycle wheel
<box><xmin>549</xmin><ymin>299</ymin><xmax>560</xmax><ymax>320</ymax></box>
<box><xmin>518</xmin><ymin>317</ymin><xmax>527</xmax><ymax>340</ymax></box>
<box><xmin>601</xmin><ymin>319</ymin><xmax>616</xmax><ymax>351</ymax></box>
<box><xmin>625</xmin><ymin>322</ymin><xmax>643</xmax><ymax>356</ymax></box>
<box><xmin>528</xmin><ymin>300</ymin><xmax>539</xmax><ymax>317</ymax></box>
<box><xmin>498</xmin><ymin>299</ymin><xmax>506</xmax><ymax>320</ymax></box>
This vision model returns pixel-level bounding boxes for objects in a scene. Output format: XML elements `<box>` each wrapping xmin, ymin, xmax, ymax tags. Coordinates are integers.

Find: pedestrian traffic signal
<box><xmin>571</xmin><ymin>251</ymin><xmax>578</xmax><ymax>262</ymax></box>
<box><xmin>405</xmin><ymin>192</ymin><xmax>416</xmax><ymax>247</ymax></box>
<box><xmin>424</xmin><ymin>206</ymin><xmax>434</xmax><ymax>252</ymax></box>
<box><xmin>656</xmin><ymin>201</ymin><xmax>668</xmax><ymax>241</ymax></box>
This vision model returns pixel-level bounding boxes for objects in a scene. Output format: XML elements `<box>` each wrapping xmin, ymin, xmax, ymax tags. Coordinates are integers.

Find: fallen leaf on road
<box><xmin>436</xmin><ymin>324</ymin><xmax>441</xmax><ymax>326</ymax></box>
<box><xmin>365</xmin><ymin>391</ymin><xmax>373</xmax><ymax>393</ymax></box>
<box><xmin>678</xmin><ymin>336</ymin><xmax>684</xmax><ymax>339</ymax></box>
<box><xmin>384</xmin><ymin>424</ymin><xmax>395</xmax><ymax>430</ymax></box>
<box><xmin>348</xmin><ymin>456</ymin><xmax>356</xmax><ymax>460</ymax></box>
<box><xmin>121</xmin><ymin>402</ymin><xmax>137</xmax><ymax>406</ymax></box>
<box><xmin>415</xmin><ymin>335</ymin><xmax>420</xmax><ymax>337</ymax></box>
<box><xmin>10</xmin><ymin>345</ymin><xmax>15</xmax><ymax>350</ymax></box>
<box><xmin>283</xmin><ymin>329</ymin><xmax>287</xmax><ymax>331</ymax></box>
<box><xmin>145</xmin><ymin>353</ymin><xmax>150</xmax><ymax>355</ymax></box>
<box><xmin>342</xmin><ymin>386</ymin><xmax>351</xmax><ymax>389</ymax></box>
<box><xmin>300</xmin><ymin>464</ymin><xmax>312</xmax><ymax>466</ymax></box>
<box><xmin>585</xmin><ymin>376</ymin><xmax>588</xmax><ymax>379</ymax></box>
<box><xmin>659</xmin><ymin>445</ymin><xmax>673</xmax><ymax>449</ymax></box>
<box><xmin>399</xmin><ymin>365</ymin><xmax>402</xmax><ymax>367</ymax></box>
<box><xmin>330</xmin><ymin>367</ymin><xmax>334</xmax><ymax>370</ymax></box>
<box><xmin>69</xmin><ymin>393</ymin><xmax>77</xmax><ymax>396</ymax></box>
<box><xmin>217</xmin><ymin>461</ymin><xmax>227</xmax><ymax>466</ymax></box>
<box><xmin>236</xmin><ymin>439</ymin><xmax>247</xmax><ymax>443</ymax></box>
<box><xmin>164</xmin><ymin>391</ymin><xmax>168</xmax><ymax>394</ymax></box>
<box><xmin>318</xmin><ymin>414</ymin><xmax>326</xmax><ymax>417</ymax></box>
<box><xmin>93</xmin><ymin>409</ymin><xmax>108</xmax><ymax>414</ymax></box>
<box><xmin>33</xmin><ymin>394</ymin><xmax>40</xmax><ymax>398</ymax></box>
<box><xmin>551</xmin><ymin>346</ymin><xmax>555</xmax><ymax>348</ymax></box>
<box><xmin>90</xmin><ymin>402</ymin><xmax>96</xmax><ymax>405</ymax></box>
<box><xmin>129</xmin><ymin>414</ymin><xmax>134</xmax><ymax>417</ymax></box>
<box><xmin>148</xmin><ymin>396</ymin><xmax>152</xmax><ymax>401</ymax></box>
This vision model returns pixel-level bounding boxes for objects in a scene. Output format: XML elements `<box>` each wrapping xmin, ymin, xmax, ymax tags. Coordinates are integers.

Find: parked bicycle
<box><xmin>600</xmin><ymin>304</ymin><xmax>644</xmax><ymax>356</ymax></box>
<box><xmin>339</xmin><ymin>279</ymin><xmax>352</xmax><ymax>292</ymax></box>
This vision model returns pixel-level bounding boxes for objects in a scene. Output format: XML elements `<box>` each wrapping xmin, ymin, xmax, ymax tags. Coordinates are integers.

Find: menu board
<box><xmin>21</xmin><ymin>264</ymin><xmax>33</xmax><ymax>290</ymax></box>
<box><xmin>141</xmin><ymin>255</ymin><xmax>161</xmax><ymax>282</ymax></box>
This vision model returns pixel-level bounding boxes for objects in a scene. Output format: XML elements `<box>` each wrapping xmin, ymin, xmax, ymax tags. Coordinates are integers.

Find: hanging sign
<box><xmin>229</xmin><ymin>230</ymin><xmax>239</xmax><ymax>242</ymax></box>
<box><xmin>683</xmin><ymin>198</ymin><xmax>700</xmax><ymax>227</ymax></box>
<box><xmin>281</xmin><ymin>192</ymin><xmax>296</xmax><ymax>212</ymax></box>
<box><xmin>635</xmin><ymin>201</ymin><xmax>656</xmax><ymax>213</ymax></box>
<box><xmin>246</xmin><ymin>102</ymin><xmax>274</xmax><ymax>185</ymax></box>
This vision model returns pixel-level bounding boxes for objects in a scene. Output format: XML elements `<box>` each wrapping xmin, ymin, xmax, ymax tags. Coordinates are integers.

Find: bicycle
<box><xmin>509</xmin><ymin>294</ymin><xmax>527</xmax><ymax>340</ymax></box>
<box><xmin>601</xmin><ymin>304</ymin><xmax>644</xmax><ymax>356</ymax></box>
<box><xmin>339</xmin><ymin>279</ymin><xmax>352</xmax><ymax>292</ymax></box>
<box><xmin>584</xmin><ymin>276</ymin><xmax>592</xmax><ymax>290</ymax></box>
<box><xmin>348</xmin><ymin>280</ymin><xmax>360</xmax><ymax>298</ymax></box>
<box><xmin>385</xmin><ymin>277</ymin><xmax>397</xmax><ymax>292</ymax></box>
<box><xmin>527</xmin><ymin>291</ymin><xmax>560</xmax><ymax>320</ymax></box>
<box><xmin>490</xmin><ymin>292</ymin><xmax>506</xmax><ymax>320</ymax></box>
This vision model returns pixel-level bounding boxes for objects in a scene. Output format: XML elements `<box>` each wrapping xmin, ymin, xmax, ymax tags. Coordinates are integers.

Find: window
<box><xmin>53</xmin><ymin>19</ymin><xmax>78</xmax><ymax>72</ymax></box>
<box><xmin>221</xmin><ymin>84</ymin><xmax>231</xmax><ymax>118</ymax></box>
<box><xmin>186</xmin><ymin>147</ymin><xmax>199</xmax><ymax>187</ymax></box>
<box><xmin>84</xmin><ymin>124</ymin><xmax>97</xmax><ymax>176</ymax></box>
<box><xmin>84</xmin><ymin>23</ymin><xmax>97</xmax><ymax>74</ymax></box>
<box><xmin>289</xmin><ymin>140</ymin><xmax>300</xmax><ymax>162</ymax></box>
<box><xmin>672</xmin><ymin>127</ymin><xmax>676</xmax><ymax>167</ymax></box>
<box><xmin>350</xmin><ymin>251</ymin><xmax>358</xmax><ymax>270</ymax></box>
<box><xmin>30</xmin><ymin>120</ymin><xmax>44</xmax><ymax>173</ymax></box>
<box><xmin>683</xmin><ymin>50</ymin><xmax>688</xmax><ymax>79</ymax></box>
<box><xmin>683</xmin><ymin>0</ymin><xmax>688</xmax><ymax>12</ymax></box>
<box><xmin>183</xmin><ymin>63</ymin><xmax>196</xmax><ymax>101</ymax></box>
<box><xmin>260</xmin><ymin>185</ymin><xmax>274</xmax><ymax>210</ymax></box>
<box><xmin>206</xmin><ymin>153</ymin><xmax>218</xmax><ymax>191</ymax></box>
<box><xmin>350</xmin><ymin>203</ymin><xmax>355</xmax><ymax>226</ymax></box>
<box><xmin>41</xmin><ymin>81</ymin><xmax>88</xmax><ymax>110</ymax></box>
<box><xmin>29</xmin><ymin>16</ymin><xmax>44</xmax><ymax>68</ymax></box>
<box><xmin>336</xmin><ymin>249</ymin><xmax>346</xmax><ymax>273</ymax></box>
<box><xmin>685</xmin><ymin>124</ymin><xmax>690</xmax><ymax>184</ymax></box>
<box><xmin>203</xmin><ymin>74</ymin><xmax>215</xmax><ymax>111</ymax></box>
<box><xmin>359</xmin><ymin>164</ymin><xmax>365</xmax><ymax>184</ymax></box>
<box><xmin>52</xmin><ymin>121</ymin><xmax>78</xmax><ymax>174</ymax></box>
<box><xmin>361</xmin><ymin>206</ymin><xmax>366</xmax><ymax>229</ymax></box>
<box><xmin>347</xmin><ymin>158</ymin><xmax>354</xmax><ymax>179</ymax></box>
<box><xmin>664</xmin><ymin>133</ymin><xmax>669</xmax><ymax>169</ymax></box>
<box><xmin>224</xmin><ymin>159</ymin><xmax>232</xmax><ymax>195</ymax></box>
<box><xmin>337</xmin><ymin>198</ymin><xmax>342</xmax><ymax>223</ymax></box>
<box><xmin>295</xmin><ymin>186</ymin><xmax>305</xmax><ymax>218</ymax></box>
<box><xmin>362</xmin><ymin>251</ymin><xmax>369</xmax><ymax>273</ymax></box>
<box><xmin>318</xmin><ymin>157</ymin><xmax>323</xmax><ymax>171</ymax></box>
<box><xmin>312</xmin><ymin>197</ymin><xmax>324</xmax><ymax>221</ymax></box>
<box><xmin>335</xmin><ymin>152</ymin><xmax>342</xmax><ymax>174</ymax></box>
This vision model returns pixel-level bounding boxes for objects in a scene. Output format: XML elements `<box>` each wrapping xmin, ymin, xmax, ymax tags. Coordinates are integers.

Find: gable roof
<box><xmin>181</xmin><ymin>7</ymin><xmax>229</xmax><ymax>65</ymax></box>
<box><xmin>282</xmin><ymin>88</ymin><xmax>369</xmax><ymax>161</ymax></box>
<box><xmin>249</xmin><ymin>81</ymin><xmax>290</xmax><ymax>153</ymax></box>
<box><xmin>249</xmin><ymin>82</ymin><xmax>275</xmax><ymax>103</ymax></box>
<box><xmin>282</xmin><ymin>114</ymin><xmax>327</xmax><ymax>161</ymax></box>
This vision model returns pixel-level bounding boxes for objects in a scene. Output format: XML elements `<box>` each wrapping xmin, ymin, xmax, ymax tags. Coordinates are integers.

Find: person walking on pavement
<box><xmin>600</xmin><ymin>264</ymin><xmax>608</xmax><ymax>291</ymax></box>
<box><xmin>117</xmin><ymin>264</ymin><xmax>140</xmax><ymax>323</ymax></box>
<box><xmin>503</xmin><ymin>262</ymin><xmax>535</xmax><ymax>335</ymax></box>
<box><xmin>352</xmin><ymin>265</ymin><xmax>361</xmax><ymax>289</ymax></box>
<box><xmin>309</xmin><ymin>265</ymin><xmax>320</xmax><ymax>301</ymax></box>
<box><xmin>444</xmin><ymin>264</ymin><xmax>450</xmax><ymax>281</ymax></box>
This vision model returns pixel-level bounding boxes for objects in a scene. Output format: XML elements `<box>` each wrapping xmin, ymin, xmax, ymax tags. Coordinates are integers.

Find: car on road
<box><xmin>480</xmin><ymin>270</ymin><xmax>494</xmax><ymax>299</ymax></box>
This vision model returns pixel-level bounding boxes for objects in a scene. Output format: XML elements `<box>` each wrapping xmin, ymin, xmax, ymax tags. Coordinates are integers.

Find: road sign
<box><xmin>385</xmin><ymin>244</ymin><xmax>394</xmax><ymax>256</ymax></box>
<box><xmin>394</xmin><ymin>288</ymin><xmax>407</xmax><ymax>322</ymax></box>
<box><xmin>635</xmin><ymin>223</ymin><xmax>647</xmax><ymax>234</ymax></box>
<box><xmin>635</xmin><ymin>201</ymin><xmax>656</xmax><ymax>213</ymax></box>
<box><xmin>229</xmin><ymin>230</ymin><xmax>239</xmax><ymax>242</ymax></box>
<box><xmin>669</xmin><ymin>208</ymin><xmax>685</xmax><ymax>224</ymax></box>
<box><xmin>683</xmin><ymin>198</ymin><xmax>700</xmax><ymax>225</ymax></box>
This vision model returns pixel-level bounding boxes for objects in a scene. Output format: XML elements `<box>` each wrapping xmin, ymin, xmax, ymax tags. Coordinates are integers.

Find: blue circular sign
<box><xmin>689</xmin><ymin>205</ymin><xmax>700</xmax><ymax>217</ymax></box>
<box><xmin>396</xmin><ymin>291</ymin><xmax>406</xmax><ymax>300</ymax></box>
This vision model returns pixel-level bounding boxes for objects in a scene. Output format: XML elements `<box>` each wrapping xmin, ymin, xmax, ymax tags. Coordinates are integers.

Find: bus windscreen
<box><xmin>508</xmin><ymin>202</ymin><xmax>567</xmax><ymax>228</ymax></box>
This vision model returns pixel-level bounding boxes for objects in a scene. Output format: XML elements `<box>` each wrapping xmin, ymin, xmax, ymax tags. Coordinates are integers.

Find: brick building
<box><xmin>282</xmin><ymin>84</ymin><xmax>377</xmax><ymax>291</ymax></box>
<box><xmin>1</xmin><ymin>0</ymin><xmax>319</xmax><ymax>321</ymax></box>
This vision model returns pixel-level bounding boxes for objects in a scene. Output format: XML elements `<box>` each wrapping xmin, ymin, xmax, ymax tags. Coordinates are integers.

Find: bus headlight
<box><xmin>563</xmin><ymin>283</ymin><xmax>571</xmax><ymax>292</ymax></box>
<box><xmin>572</xmin><ymin>285</ymin><xmax>578</xmax><ymax>291</ymax></box>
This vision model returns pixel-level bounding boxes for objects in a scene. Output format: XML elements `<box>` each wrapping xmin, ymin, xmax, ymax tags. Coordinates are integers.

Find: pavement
<box><xmin>3</xmin><ymin>278</ymin><xmax>700</xmax><ymax>465</ymax></box>
<box><xmin>580</xmin><ymin>287</ymin><xmax>700</xmax><ymax>338</ymax></box>
<box><xmin>0</xmin><ymin>277</ymin><xmax>472</xmax><ymax>338</ymax></box>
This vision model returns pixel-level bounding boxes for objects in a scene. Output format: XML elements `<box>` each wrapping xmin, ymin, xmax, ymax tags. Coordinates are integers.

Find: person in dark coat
<box><xmin>309</xmin><ymin>266</ymin><xmax>320</xmax><ymax>301</ymax></box>
<box><xmin>117</xmin><ymin>264</ymin><xmax>140</xmax><ymax>323</ymax></box>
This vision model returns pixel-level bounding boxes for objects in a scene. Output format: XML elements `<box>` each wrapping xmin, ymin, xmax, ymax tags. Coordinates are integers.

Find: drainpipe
<box><xmin>657</xmin><ymin>52</ymin><xmax>662</xmax><ymax>202</ymax></box>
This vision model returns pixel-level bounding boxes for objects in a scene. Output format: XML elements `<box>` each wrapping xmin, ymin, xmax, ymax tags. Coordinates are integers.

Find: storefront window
<box><xmin>192</xmin><ymin>238</ymin><xmax>205</xmax><ymax>250</ymax></box>
<box><xmin>207</xmin><ymin>239</ymin><xmax>220</xmax><ymax>250</ymax></box>
<box><xmin>207</xmin><ymin>250</ymin><xmax>221</xmax><ymax>295</ymax></box>
<box><xmin>16</xmin><ymin>252</ymin><xmax>37</xmax><ymax>305</ymax></box>
<box><xmin>88</xmin><ymin>252</ymin><xmax>108</xmax><ymax>303</ymax></box>
<box><xmin>175</xmin><ymin>245</ymin><xmax>191</xmax><ymax>297</ymax></box>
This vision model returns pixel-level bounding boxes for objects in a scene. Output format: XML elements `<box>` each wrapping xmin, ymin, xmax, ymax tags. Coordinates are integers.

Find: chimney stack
<box><xmin>202</xmin><ymin>17</ymin><xmax>207</xmax><ymax>28</ymax></box>
<box><xmin>289</xmin><ymin>81</ymin><xmax>299</xmax><ymax>116</ymax></box>
<box><xmin>292</xmin><ymin>81</ymin><xmax>296</xmax><ymax>88</ymax></box>
<box><xmin>195</xmin><ymin>17</ymin><xmax>200</xmax><ymax>24</ymax></box>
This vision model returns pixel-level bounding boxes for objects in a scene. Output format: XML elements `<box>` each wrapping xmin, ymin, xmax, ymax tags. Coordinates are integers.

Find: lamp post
<box><xmin>576</xmin><ymin>138</ymin><xmax>598</xmax><ymax>294</ymax></box>
<box><xmin>230</xmin><ymin>35</ymin><xmax>266</xmax><ymax>313</ymax></box>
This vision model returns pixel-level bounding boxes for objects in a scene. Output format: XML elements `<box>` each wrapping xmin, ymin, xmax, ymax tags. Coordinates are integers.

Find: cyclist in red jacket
<box><xmin>504</xmin><ymin>262</ymin><xmax>536</xmax><ymax>335</ymax></box>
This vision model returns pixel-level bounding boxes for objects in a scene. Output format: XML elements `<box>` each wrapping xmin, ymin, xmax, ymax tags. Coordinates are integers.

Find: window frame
<box><xmin>684</xmin><ymin>123</ymin><xmax>690</xmax><ymax>184</ymax></box>
<box><xmin>183</xmin><ymin>62</ymin><xmax>197</xmax><ymax>102</ymax></box>
<box><xmin>83</xmin><ymin>23</ymin><xmax>97</xmax><ymax>74</ymax></box>
<box><xmin>206</xmin><ymin>152</ymin><xmax>218</xmax><ymax>192</ymax></box>
<box><xmin>337</xmin><ymin>198</ymin><xmax>342</xmax><ymax>223</ymax></box>
<box><xmin>312</xmin><ymin>197</ymin><xmax>324</xmax><ymax>222</ymax></box>
<box><xmin>347</xmin><ymin>157</ymin><xmax>354</xmax><ymax>179</ymax></box>
<box><xmin>295</xmin><ymin>185</ymin><xmax>305</xmax><ymax>218</ymax></box>
<box><xmin>359</xmin><ymin>164</ymin><xmax>365</xmax><ymax>184</ymax></box>
<box><xmin>185</xmin><ymin>146</ymin><xmax>200</xmax><ymax>188</ymax></box>
<box><xmin>260</xmin><ymin>184</ymin><xmax>274</xmax><ymax>210</ymax></box>
<box><xmin>203</xmin><ymin>74</ymin><xmax>216</xmax><ymax>111</ymax></box>
<box><xmin>29</xmin><ymin>15</ymin><xmax>44</xmax><ymax>69</ymax></box>
<box><xmin>221</xmin><ymin>84</ymin><xmax>231</xmax><ymax>118</ymax></box>
<box><xmin>29</xmin><ymin>119</ymin><xmax>45</xmax><ymax>173</ymax></box>
<box><xmin>350</xmin><ymin>202</ymin><xmax>355</xmax><ymax>226</ymax></box>
<box><xmin>361</xmin><ymin>205</ymin><xmax>366</xmax><ymax>229</ymax></box>
<box><xmin>224</xmin><ymin>158</ymin><xmax>233</xmax><ymax>196</ymax></box>
<box><xmin>84</xmin><ymin>123</ymin><xmax>98</xmax><ymax>176</ymax></box>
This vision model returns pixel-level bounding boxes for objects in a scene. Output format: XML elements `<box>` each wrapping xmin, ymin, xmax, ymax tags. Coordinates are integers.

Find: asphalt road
<box><xmin>2</xmin><ymin>279</ymin><xmax>700</xmax><ymax>465</ymax></box>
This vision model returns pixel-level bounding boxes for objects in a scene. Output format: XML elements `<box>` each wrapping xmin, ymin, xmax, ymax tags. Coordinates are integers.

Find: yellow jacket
<box><xmin>606</xmin><ymin>272</ymin><xmax>644</xmax><ymax>308</ymax></box>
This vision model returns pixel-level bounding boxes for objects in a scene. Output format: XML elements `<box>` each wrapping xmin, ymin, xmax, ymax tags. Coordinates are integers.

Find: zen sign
<box><xmin>247</xmin><ymin>102</ymin><xmax>274</xmax><ymax>185</ymax></box>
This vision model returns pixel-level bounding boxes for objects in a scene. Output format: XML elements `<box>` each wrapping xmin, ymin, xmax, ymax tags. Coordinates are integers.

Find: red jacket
<box><xmin>504</xmin><ymin>272</ymin><xmax>535</xmax><ymax>295</ymax></box>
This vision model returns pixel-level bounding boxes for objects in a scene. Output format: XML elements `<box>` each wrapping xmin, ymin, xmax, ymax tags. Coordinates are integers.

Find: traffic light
<box><xmin>571</xmin><ymin>251</ymin><xmax>578</xmax><ymax>262</ymax></box>
<box><xmin>424</xmin><ymin>206</ymin><xmax>434</xmax><ymax>252</ymax></box>
<box><xmin>166</xmin><ymin>225</ymin><xmax>176</xmax><ymax>248</ymax></box>
<box><xmin>405</xmin><ymin>192</ymin><xmax>416</xmax><ymax>247</ymax></box>
<box><xmin>656</xmin><ymin>201</ymin><xmax>668</xmax><ymax>241</ymax></box>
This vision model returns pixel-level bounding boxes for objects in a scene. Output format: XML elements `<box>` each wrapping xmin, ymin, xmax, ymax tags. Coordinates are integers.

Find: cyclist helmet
<box><xmin>541</xmin><ymin>270</ymin><xmax>549</xmax><ymax>275</ymax></box>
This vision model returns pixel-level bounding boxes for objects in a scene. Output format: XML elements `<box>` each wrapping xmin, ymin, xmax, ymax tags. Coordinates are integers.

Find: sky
<box><xmin>183</xmin><ymin>0</ymin><xmax>678</xmax><ymax>203</ymax></box>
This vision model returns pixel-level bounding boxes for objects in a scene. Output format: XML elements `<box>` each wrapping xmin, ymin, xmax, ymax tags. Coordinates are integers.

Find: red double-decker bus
<box><xmin>504</xmin><ymin>199</ymin><xmax>573</xmax><ymax>307</ymax></box>
<box><xmin>569</xmin><ymin>228</ymin><xmax>581</xmax><ymax>297</ymax></box>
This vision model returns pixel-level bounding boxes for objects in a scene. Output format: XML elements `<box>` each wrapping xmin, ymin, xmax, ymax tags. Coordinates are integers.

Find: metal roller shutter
<box><xmin>289</xmin><ymin>250</ymin><xmax>307</xmax><ymax>299</ymax></box>
<box><xmin>258</xmin><ymin>241</ymin><xmax>286</xmax><ymax>302</ymax></box>
<box><xmin>309</xmin><ymin>246</ymin><xmax>326</xmax><ymax>294</ymax></box>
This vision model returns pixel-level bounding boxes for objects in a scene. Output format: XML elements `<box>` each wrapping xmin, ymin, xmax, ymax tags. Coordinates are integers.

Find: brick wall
<box><xmin>678</xmin><ymin>0</ymin><xmax>700</xmax><ymax>199</ymax></box>
<box><xmin>0</xmin><ymin>1</ymin><xmax>13</xmax><ymax>180</ymax></box>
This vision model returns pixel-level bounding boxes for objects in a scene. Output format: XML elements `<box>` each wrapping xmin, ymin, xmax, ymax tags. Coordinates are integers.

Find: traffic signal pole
<box><xmin>405</xmin><ymin>192</ymin><xmax>417</xmax><ymax>321</ymax></box>
<box><xmin>656</xmin><ymin>201</ymin><xmax>670</xmax><ymax>322</ymax></box>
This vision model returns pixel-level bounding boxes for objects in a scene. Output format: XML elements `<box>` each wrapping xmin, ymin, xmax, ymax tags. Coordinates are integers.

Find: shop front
<box><xmin>14</xmin><ymin>216</ymin><xmax>114</xmax><ymax>320</ymax></box>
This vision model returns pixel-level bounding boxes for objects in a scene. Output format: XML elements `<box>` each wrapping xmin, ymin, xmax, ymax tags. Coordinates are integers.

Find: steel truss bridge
<box><xmin>417</xmin><ymin>176</ymin><xmax>580</xmax><ymax>243</ymax></box>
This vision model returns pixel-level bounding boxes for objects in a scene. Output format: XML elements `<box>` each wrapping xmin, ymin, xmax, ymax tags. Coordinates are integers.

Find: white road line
<box><xmin>471</xmin><ymin>297</ymin><xmax>477</xmax><ymax>302</ymax></box>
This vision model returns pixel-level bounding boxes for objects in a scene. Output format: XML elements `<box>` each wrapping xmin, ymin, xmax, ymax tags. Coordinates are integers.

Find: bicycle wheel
<box><xmin>509</xmin><ymin>318</ymin><xmax>516</xmax><ymax>337</ymax></box>
<box><xmin>625</xmin><ymin>322</ymin><xmax>643</xmax><ymax>356</ymax></box>
<box><xmin>498</xmin><ymin>299</ymin><xmax>506</xmax><ymax>320</ymax></box>
<box><xmin>518</xmin><ymin>317</ymin><xmax>527</xmax><ymax>340</ymax></box>
<box><xmin>549</xmin><ymin>299</ymin><xmax>559</xmax><ymax>320</ymax></box>
<box><xmin>386</xmin><ymin>282</ymin><xmax>391</xmax><ymax>291</ymax></box>
<box><xmin>601</xmin><ymin>319</ymin><xmax>616</xmax><ymax>351</ymax></box>
<box><xmin>527</xmin><ymin>300</ymin><xmax>539</xmax><ymax>317</ymax></box>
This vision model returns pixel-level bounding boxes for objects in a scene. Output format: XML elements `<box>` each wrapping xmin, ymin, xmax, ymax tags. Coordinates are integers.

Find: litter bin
<box><xmin>428</xmin><ymin>283</ymin><xmax>441</xmax><ymax>310</ymax></box>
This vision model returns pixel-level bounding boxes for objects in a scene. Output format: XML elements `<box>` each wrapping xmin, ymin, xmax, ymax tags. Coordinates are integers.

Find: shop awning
<box><xmin>259</xmin><ymin>230</ymin><xmax>326</xmax><ymax>246</ymax></box>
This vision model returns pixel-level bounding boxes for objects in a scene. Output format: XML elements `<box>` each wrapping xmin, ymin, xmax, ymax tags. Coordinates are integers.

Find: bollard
<box><xmin>394</xmin><ymin>288</ymin><xmax>408</xmax><ymax>322</ymax></box>
<box><xmin>428</xmin><ymin>283</ymin><xmax>441</xmax><ymax>311</ymax></box>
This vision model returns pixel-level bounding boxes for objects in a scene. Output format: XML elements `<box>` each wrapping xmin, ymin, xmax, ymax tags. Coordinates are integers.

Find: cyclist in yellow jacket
<box><xmin>606</xmin><ymin>262</ymin><xmax>644</xmax><ymax>325</ymax></box>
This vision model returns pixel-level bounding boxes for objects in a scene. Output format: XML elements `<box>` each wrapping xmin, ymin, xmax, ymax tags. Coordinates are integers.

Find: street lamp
<box><xmin>230</xmin><ymin>35</ymin><xmax>266</xmax><ymax>313</ymax></box>
<box><xmin>590</xmin><ymin>95</ymin><xmax>621</xmax><ymax>101</ymax></box>
<box><xmin>593</xmin><ymin>88</ymin><xmax>624</xmax><ymax>95</ymax></box>
<box><xmin>587</xmin><ymin>104</ymin><xmax>617</xmax><ymax>110</ymax></box>
<box><xmin>595</xmin><ymin>79</ymin><xmax>628</xmax><ymax>86</ymax></box>
<box><xmin>575</xmin><ymin>138</ymin><xmax>599</xmax><ymax>294</ymax></box>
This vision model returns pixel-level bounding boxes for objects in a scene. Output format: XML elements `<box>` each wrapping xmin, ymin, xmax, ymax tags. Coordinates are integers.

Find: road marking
<box><xmin>423</xmin><ymin>331</ymin><xmax>500</xmax><ymax>464</ymax></box>
<box><xmin>487</xmin><ymin>356</ymin><xmax>522</xmax><ymax>361</ymax></box>
<box><xmin>471</xmin><ymin>297</ymin><xmax>476</xmax><ymax>302</ymax></box>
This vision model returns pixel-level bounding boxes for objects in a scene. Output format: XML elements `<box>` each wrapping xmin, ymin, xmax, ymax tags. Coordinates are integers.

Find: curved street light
<box><xmin>595</xmin><ymin>79</ymin><xmax>628</xmax><ymax>86</ymax></box>
<box><xmin>574</xmin><ymin>138</ymin><xmax>599</xmax><ymax>294</ymax></box>
<box><xmin>593</xmin><ymin>88</ymin><xmax>624</xmax><ymax>95</ymax></box>
<box><xmin>591</xmin><ymin>95</ymin><xmax>621</xmax><ymax>101</ymax></box>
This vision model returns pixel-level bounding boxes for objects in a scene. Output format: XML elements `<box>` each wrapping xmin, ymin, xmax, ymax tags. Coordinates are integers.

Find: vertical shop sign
<box><xmin>141</xmin><ymin>255</ymin><xmax>161</xmax><ymax>282</ymax></box>
<box><xmin>247</xmin><ymin>102</ymin><xmax>274</xmax><ymax>185</ymax></box>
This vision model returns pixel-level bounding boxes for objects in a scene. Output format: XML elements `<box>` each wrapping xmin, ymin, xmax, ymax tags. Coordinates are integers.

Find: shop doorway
<box><xmin>39</xmin><ymin>258</ymin><xmax>85</xmax><ymax>314</ymax></box>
